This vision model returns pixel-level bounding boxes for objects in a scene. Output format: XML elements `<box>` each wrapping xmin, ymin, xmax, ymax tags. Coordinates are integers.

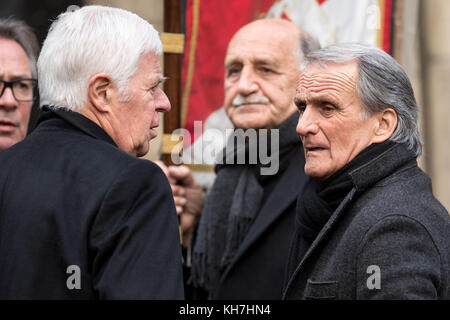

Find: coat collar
<box><xmin>349</xmin><ymin>142</ymin><xmax>416</xmax><ymax>191</ymax></box>
<box><xmin>282</xmin><ymin>142</ymin><xmax>417</xmax><ymax>298</ymax></box>
<box><xmin>37</xmin><ymin>105</ymin><xmax>117</xmax><ymax>147</ymax></box>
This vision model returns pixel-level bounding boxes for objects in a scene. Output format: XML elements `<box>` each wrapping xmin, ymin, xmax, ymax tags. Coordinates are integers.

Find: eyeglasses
<box><xmin>0</xmin><ymin>79</ymin><xmax>38</xmax><ymax>102</ymax></box>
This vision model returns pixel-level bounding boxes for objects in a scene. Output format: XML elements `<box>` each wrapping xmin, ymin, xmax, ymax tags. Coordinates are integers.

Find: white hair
<box><xmin>37</xmin><ymin>5</ymin><xmax>162</xmax><ymax>111</ymax></box>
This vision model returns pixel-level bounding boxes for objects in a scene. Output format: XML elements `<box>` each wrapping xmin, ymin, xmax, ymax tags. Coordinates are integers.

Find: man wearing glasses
<box><xmin>0</xmin><ymin>18</ymin><xmax>39</xmax><ymax>151</ymax></box>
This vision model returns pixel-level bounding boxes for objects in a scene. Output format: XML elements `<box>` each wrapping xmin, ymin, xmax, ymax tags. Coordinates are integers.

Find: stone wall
<box><xmin>421</xmin><ymin>0</ymin><xmax>450</xmax><ymax>210</ymax></box>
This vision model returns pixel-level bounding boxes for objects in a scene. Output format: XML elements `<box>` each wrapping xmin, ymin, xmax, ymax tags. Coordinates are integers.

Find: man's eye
<box><xmin>227</xmin><ymin>68</ymin><xmax>240</xmax><ymax>76</ymax></box>
<box><xmin>148</xmin><ymin>77</ymin><xmax>168</xmax><ymax>93</ymax></box>
<box><xmin>147</xmin><ymin>85</ymin><xmax>160</xmax><ymax>94</ymax></box>
<box><xmin>17</xmin><ymin>82</ymin><xmax>30</xmax><ymax>89</ymax></box>
<box><xmin>294</xmin><ymin>98</ymin><xmax>306</xmax><ymax>113</ymax></box>
<box><xmin>322</xmin><ymin>105</ymin><xmax>335</xmax><ymax>116</ymax></box>
<box><xmin>260</xmin><ymin>67</ymin><xmax>272</xmax><ymax>73</ymax></box>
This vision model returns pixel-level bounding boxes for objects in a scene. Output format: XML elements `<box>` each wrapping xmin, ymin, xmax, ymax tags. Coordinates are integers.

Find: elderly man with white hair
<box><xmin>0</xmin><ymin>6</ymin><xmax>183</xmax><ymax>299</ymax></box>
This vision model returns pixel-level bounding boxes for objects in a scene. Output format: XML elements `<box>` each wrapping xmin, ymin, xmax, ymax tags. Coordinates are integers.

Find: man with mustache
<box><xmin>163</xmin><ymin>19</ymin><xmax>320</xmax><ymax>299</ymax></box>
<box><xmin>0</xmin><ymin>18</ymin><xmax>39</xmax><ymax>151</ymax></box>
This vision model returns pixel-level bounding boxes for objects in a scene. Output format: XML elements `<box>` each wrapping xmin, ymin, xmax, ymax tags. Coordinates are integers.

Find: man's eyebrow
<box><xmin>225</xmin><ymin>58</ymin><xmax>279</xmax><ymax>70</ymax></box>
<box><xmin>225</xmin><ymin>60</ymin><xmax>242</xmax><ymax>69</ymax></box>
<box><xmin>254</xmin><ymin>58</ymin><xmax>278</xmax><ymax>67</ymax></box>
<box><xmin>152</xmin><ymin>76</ymin><xmax>169</xmax><ymax>86</ymax></box>
<box><xmin>158</xmin><ymin>76</ymin><xmax>169</xmax><ymax>84</ymax></box>
<box><xmin>306</xmin><ymin>95</ymin><xmax>341</xmax><ymax>106</ymax></box>
<box><xmin>0</xmin><ymin>73</ymin><xmax>33</xmax><ymax>80</ymax></box>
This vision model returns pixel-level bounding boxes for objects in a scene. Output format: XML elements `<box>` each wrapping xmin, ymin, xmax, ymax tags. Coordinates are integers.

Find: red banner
<box><xmin>181</xmin><ymin>0</ymin><xmax>276</xmax><ymax>141</ymax></box>
<box><xmin>181</xmin><ymin>0</ymin><xmax>393</xmax><ymax>144</ymax></box>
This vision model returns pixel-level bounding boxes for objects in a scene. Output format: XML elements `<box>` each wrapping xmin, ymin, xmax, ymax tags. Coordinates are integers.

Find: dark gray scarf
<box><xmin>190</xmin><ymin>113</ymin><xmax>300</xmax><ymax>298</ymax></box>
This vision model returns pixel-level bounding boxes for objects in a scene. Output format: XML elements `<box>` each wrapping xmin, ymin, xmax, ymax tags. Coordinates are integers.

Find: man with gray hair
<box><xmin>0</xmin><ymin>18</ymin><xmax>39</xmax><ymax>151</ymax></box>
<box><xmin>0</xmin><ymin>6</ymin><xmax>184</xmax><ymax>299</ymax></box>
<box><xmin>284</xmin><ymin>43</ymin><xmax>450</xmax><ymax>299</ymax></box>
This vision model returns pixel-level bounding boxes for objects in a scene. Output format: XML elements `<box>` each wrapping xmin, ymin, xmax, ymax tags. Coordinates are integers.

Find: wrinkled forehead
<box><xmin>0</xmin><ymin>38</ymin><xmax>32</xmax><ymax>78</ymax></box>
<box><xmin>137</xmin><ymin>51</ymin><xmax>163</xmax><ymax>80</ymax></box>
<box><xmin>225</xmin><ymin>23</ymin><xmax>300</xmax><ymax>65</ymax></box>
<box><xmin>296</xmin><ymin>62</ymin><xmax>358</xmax><ymax>100</ymax></box>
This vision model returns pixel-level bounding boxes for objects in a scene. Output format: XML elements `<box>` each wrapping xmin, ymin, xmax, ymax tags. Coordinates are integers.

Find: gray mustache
<box><xmin>232</xmin><ymin>94</ymin><xmax>270</xmax><ymax>106</ymax></box>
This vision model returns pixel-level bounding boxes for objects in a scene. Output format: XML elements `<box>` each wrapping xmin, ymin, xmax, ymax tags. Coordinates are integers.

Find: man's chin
<box><xmin>231</xmin><ymin>116</ymin><xmax>270</xmax><ymax>130</ymax></box>
<box><xmin>304</xmin><ymin>166</ymin><xmax>332</xmax><ymax>181</ymax></box>
<box><xmin>0</xmin><ymin>136</ymin><xmax>20</xmax><ymax>152</ymax></box>
<box><xmin>135</xmin><ymin>144</ymin><xmax>150</xmax><ymax>158</ymax></box>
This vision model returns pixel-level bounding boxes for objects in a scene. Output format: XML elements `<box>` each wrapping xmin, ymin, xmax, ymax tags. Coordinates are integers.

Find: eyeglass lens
<box><xmin>0</xmin><ymin>79</ymin><xmax>36</xmax><ymax>102</ymax></box>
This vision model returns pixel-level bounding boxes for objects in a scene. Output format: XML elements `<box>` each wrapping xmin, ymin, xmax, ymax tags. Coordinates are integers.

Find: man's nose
<box><xmin>296</xmin><ymin>107</ymin><xmax>319</xmax><ymax>137</ymax></box>
<box><xmin>156</xmin><ymin>90</ymin><xmax>171</xmax><ymax>113</ymax></box>
<box><xmin>237</xmin><ymin>67</ymin><xmax>258</xmax><ymax>95</ymax></box>
<box><xmin>0</xmin><ymin>87</ymin><xmax>18</xmax><ymax>110</ymax></box>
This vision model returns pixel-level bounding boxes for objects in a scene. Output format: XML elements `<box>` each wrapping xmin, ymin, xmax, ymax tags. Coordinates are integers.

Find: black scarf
<box><xmin>288</xmin><ymin>140</ymin><xmax>395</xmax><ymax>276</ymax></box>
<box><xmin>190</xmin><ymin>113</ymin><xmax>301</xmax><ymax>297</ymax></box>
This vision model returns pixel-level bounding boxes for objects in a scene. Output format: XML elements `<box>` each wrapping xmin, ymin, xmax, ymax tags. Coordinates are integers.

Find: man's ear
<box><xmin>88</xmin><ymin>74</ymin><xmax>113</xmax><ymax>113</ymax></box>
<box><xmin>372</xmin><ymin>108</ymin><xmax>398</xmax><ymax>143</ymax></box>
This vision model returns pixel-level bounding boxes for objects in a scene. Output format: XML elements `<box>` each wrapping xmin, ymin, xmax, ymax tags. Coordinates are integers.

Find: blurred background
<box><xmin>1</xmin><ymin>0</ymin><xmax>448</xmax><ymax>210</ymax></box>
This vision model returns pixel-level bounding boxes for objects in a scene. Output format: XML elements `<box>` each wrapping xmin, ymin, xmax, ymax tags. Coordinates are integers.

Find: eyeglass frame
<box><xmin>0</xmin><ymin>78</ymin><xmax>38</xmax><ymax>102</ymax></box>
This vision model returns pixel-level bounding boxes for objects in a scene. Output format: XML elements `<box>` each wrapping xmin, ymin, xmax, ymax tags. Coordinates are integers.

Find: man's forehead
<box><xmin>0</xmin><ymin>39</ymin><xmax>32</xmax><ymax>79</ymax></box>
<box><xmin>144</xmin><ymin>72</ymin><xmax>164</xmax><ymax>86</ymax></box>
<box><xmin>225</xmin><ymin>39</ymin><xmax>297</xmax><ymax>69</ymax></box>
<box><xmin>225</xmin><ymin>22</ymin><xmax>299</xmax><ymax>66</ymax></box>
<box><xmin>138</xmin><ymin>51</ymin><xmax>163</xmax><ymax>81</ymax></box>
<box><xmin>140</xmin><ymin>51</ymin><xmax>161</xmax><ymax>69</ymax></box>
<box><xmin>297</xmin><ymin>62</ymin><xmax>358</xmax><ymax>95</ymax></box>
<box><xmin>229</xmin><ymin>19</ymin><xmax>300</xmax><ymax>48</ymax></box>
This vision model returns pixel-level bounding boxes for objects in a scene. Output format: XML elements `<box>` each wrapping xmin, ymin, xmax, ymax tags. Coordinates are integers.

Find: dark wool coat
<box><xmin>0</xmin><ymin>107</ymin><xmax>184</xmax><ymax>299</ymax></box>
<box><xmin>283</xmin><ymin>143</ymin><xmax>450</xmax><ymax>299</ymax></box>
<box><xmin>214</xmin><ymin>142</ymin><xmax>308</xmax><ymax>299</ymax></box>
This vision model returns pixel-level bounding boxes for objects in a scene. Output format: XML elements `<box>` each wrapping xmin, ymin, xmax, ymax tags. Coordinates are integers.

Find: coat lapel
<box><xmin>282</xmin><ymin>188</ymin><xmax>357</xmax><ymax>298</ymax></box>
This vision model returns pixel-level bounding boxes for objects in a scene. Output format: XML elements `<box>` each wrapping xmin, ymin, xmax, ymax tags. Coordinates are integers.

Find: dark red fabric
<box><xmin>182</xmin><ymin>0</ymin><xmax>276</xmax><ymax>142</ymax></box>
<box><xmin>382</xmin><ymin>0</ymin><xmax>393</xmax><ymax>54</ymax></box>
<box><xmin>181</xmin><ymin>0</ymin><xmax>394</xmax><ymax>142</ymax></box>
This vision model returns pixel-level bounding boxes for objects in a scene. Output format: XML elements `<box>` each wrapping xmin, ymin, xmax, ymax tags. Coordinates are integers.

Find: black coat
<box><xmin>283</xmin><ymin>143</ymin><xmax>450</xmax><ymax>299</ymax></box>
<box><xmin>214</xmin><ymin>144</ymin><xmax>308</xmax><ymax>299</ymax></box>
<box><xmin>0</xmin><ymin>107</ymin><xmax>184</xmax><ymax>299</ymax></box>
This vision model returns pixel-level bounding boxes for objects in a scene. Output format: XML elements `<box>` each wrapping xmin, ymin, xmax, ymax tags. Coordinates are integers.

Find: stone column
<box><xmin>421</xmin><ymin>0</ymin><xmax>450</xmax><ymax>210</ymax></box>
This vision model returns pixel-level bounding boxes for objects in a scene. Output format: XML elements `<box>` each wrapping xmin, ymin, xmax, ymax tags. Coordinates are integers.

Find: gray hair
<box><xmin>0</xmin><ymin>18</ymin><xmax>40</xmax><ymax>79</ymax></box>
<box><xmin>297</xmin><ymin>31</ymin><xmax>321</xmax><ymax>69</ymax></box>
<box><xmin>304</xmin><ymin>43</ymin><xmax>423</xmax><ymax>156</ymax></box>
